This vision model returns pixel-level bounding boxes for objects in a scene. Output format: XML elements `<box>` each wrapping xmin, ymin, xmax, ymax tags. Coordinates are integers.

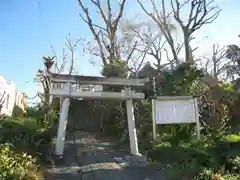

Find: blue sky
<box><xmin>0</xmin><ymin>0</ymin><xmax>239</xmax><ymax>104</ymax></box>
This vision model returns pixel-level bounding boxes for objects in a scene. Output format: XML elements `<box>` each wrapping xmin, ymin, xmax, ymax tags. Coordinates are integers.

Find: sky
<box><xmin>0</xmin><ymin>0</ymin><xmax>239</xmax><ymax>105</ymax></box>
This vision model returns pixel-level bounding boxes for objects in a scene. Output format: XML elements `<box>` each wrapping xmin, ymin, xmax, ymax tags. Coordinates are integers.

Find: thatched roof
<box><xmin>130</xmin><ymin>62</ymin><xmax>160</xmax><ymax>79</ymax></box>
<box><xmin>131</xmin><ymin>62</ymin><xmax>221</xmax><ymax>89</ymax></box>
<box><xmin>137</xmin><ymin>62</ymin><xmax>157</xmax><ymax>78</ymax></box>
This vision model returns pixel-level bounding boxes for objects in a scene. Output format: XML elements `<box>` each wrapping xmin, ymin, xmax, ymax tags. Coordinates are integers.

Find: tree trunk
<box><xmin>184</xmin><ymin>32</ymin><xmax>192</xmax><ymax>63</ymax></box>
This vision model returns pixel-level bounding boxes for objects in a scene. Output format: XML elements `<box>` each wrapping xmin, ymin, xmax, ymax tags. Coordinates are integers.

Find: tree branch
<box><xmin>78</xmin><ymin>0</ymin><xmax>107</xmax><ymax>65</ymax></box>
<box><xmin>137</xmin><ymin>0</ymin><xmax>180</xmax><ymax>65</ymax></box>
<box><xmin>78</xmin><ymin>0</ymin><xmax>128</xmax><ymax>65</ymax></box>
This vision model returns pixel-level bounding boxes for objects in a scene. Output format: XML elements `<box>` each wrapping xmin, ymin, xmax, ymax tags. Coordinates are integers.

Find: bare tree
<box><xmin>137</xmin><ymin>0</ymin><xmax>221</xmax><ymax>64</ymax></box>
<box><xmin>137</xmin><ymin>0</ymin><xmax>181</xmax><ymax>65</ymax></box>
<box><xmin>116</xmin><ymin>18</ymin><xmax>144</xmax><ymax>74</ymax></box>
<box><xmin>171</xmin><ymin>0</ymin><xmax>221</xmax><ymax>62</ymax></box>
<box><xmin>51</xmin><ymin>34</ymin><xmax>81</xmax><ymax>75</ymax></box>
<box><xmin>65</xmin><ymin>36</ymin><xmax>81</xmax><ymax>75</ymax></box>
<box><xmin>32</xmin><ymin>34</ymin><xmax>82</xmax><ymax>110</ymax></box>
<box><xmin>120</xmin><ymin>16</ymin><xmax>180</xmax><ymax>73</ymax></box>
<box><xmin>78</xmin><ymin>0</ymin><xmax>138</xmax><ymax>66</ymax></box>
<box><xmin>202</xmin><ymin>44</ymin><xmax>227</xmax><ymax>80</ymax></box>
<box><xmin>131</xmin><ymin>20</ymin><xmax>167</xmax><ymax>70</ymax></box>
<box><xmin>51</xmin><ymin>46</ymin><xmax>67</xmax><ymax>74</ymax></box>
<box><xmin>130</xmin><ymin>19</ymin><xmax>190</xmax><ymax>72</ymax></box>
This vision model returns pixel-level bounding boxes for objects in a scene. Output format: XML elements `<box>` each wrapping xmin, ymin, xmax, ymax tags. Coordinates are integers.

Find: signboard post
<box><xmin>152</xmin><ymin>99</ymin><xmax>157</xmax><ymax>141</ymax></box>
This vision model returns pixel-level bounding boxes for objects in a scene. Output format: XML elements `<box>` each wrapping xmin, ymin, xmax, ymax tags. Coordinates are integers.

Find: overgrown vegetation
<box><xmin>0</xmin><ymin>144</ymin><xmax>42</xmax><ymax>180</ymax></box>
<box><xmin>138</xmin><ymin>63</ymin><xmax>239</xmax><ymax>179</ymax></box>
<box><xmin>0</xmin><ymin>90</ymin><xmax>59</xmax><ymax>179</ymax></box>
<box><xmin>73</xmin><ymin>0</ymin><xmax>240</xmax><ymax>179</ymax></box>
<box><xmin>1</xmin><ymin>0</ymin><xmax>240</xmax><ymax>179</ymax></box>
<box><xmin>81</xmin><ymin>62</ymin><xmax>240</xmax><ymax>179</ymax></box>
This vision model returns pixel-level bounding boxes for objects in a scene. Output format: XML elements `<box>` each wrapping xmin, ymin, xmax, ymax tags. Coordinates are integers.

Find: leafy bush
<box><xmin>0</xmin><ymin>118</ymin><xmax>55</xmax><ymax>164</ymax></box>
<box><xmin>148</xmin><ymin>134</ymin><xmax>240</xmax><ymax>179</ymax></box>
<box><xmin>196</xmin><ymin>168</ymin><xmax>240</xmax><ymax>180</ymax></box>
<box><xmin>220</xmin><ymin>134</ymin><xmax>240</xmax><ymax>143</ymax></box>
<box><xmin>156</xmin><ymin>62</ymin><xmax>203</xmax><ymax>96</ymax></box>
<box><xmin>0</xmin><ymin>118</ymin><xmax>37</xmax><ymax>152</ymax></box>
<box><xmin>0</xmin><ymin>144</ymin><xmax>43</xmax><ymax>180</ymax></box>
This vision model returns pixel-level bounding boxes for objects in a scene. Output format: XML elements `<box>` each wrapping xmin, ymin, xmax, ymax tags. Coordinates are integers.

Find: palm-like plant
<box><xmin>43</xmin><ymin>56</ymin><xmax>55</xmax><ymax>73</ymax></box>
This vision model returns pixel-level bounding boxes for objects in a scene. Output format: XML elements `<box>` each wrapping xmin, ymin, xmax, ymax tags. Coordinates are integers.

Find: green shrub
<box><xmin>148</xmin><ymin>134</ymin><xmax>240</xmax><ymax>179</ymax></box>
<box><xmin>0</xmin><ymin>118</ymin><xmax>55</xmax><ymax>164</ymax></box>
<box><xmin>147</xmin><ymin>140</ymin><xmax>209</xmax><ymax>164</ymax></box>
<box><xmin>0</xmin><ymin>118</ymin><xmax>39</xmax><ymax>152</ymax></box>
<box><xmin>165</xmin><ymin>159</ymin><xmax>201</xmax><ymax>180</ymax></box>
<box><xmin>220</xmin><ymin>134</ymin><xmax>240</xmax><ymax>143</ymax></box>
<box><xmin>211</xmin><ymin>134</ymin><xmax>240</xmax><ymax>167</ymax></box>
<box><xmin>0</xmin><ymin>144</ymin><xmax>43</xmax><ymax>180</ymax></box>
<box><xmin>226</xmin><ymin>156</ymin><xmax>240</xmax><ymax>174</ymax></box>
<box><xmin>196</xmin><ymin>168</ymin><xmax>240</xmax><ymax>180</ymax></box>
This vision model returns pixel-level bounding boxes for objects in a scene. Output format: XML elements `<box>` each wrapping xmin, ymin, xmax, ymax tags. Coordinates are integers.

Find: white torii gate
<box><xmin>48</xmin><ymin>73</ymin><xmax>149</xmax><ymax>158</ymax></box>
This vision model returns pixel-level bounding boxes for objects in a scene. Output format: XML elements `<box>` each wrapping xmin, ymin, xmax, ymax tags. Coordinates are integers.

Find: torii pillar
<box><xmin>55</xmin><ymin>83</ymin><xmax>71</xmax><ymax>157</ymax></box>
<box><xmin>125</xmin><ymin>87</ymin><xmax>139</xmax><ymax>155</ymax></box>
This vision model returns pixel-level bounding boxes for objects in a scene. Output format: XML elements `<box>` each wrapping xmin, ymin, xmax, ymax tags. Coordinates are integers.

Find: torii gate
<box><xmin>48</xmin><ymin>73</ymin><xmax>149</xmax><ymax>159</ymax></box>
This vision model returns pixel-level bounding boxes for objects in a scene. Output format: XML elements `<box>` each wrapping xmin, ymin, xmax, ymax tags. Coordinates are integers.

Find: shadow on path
<box><xmin>44</xmin><ymin>131</ymin><xmax>166</xmax><ymax>180</ymax></box>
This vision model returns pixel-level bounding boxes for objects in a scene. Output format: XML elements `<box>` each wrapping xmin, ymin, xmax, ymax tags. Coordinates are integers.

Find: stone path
<box><xmin>45</xmin><ymin>131</ymin><xmax>166</xmax><ymax>180</ymax></box>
